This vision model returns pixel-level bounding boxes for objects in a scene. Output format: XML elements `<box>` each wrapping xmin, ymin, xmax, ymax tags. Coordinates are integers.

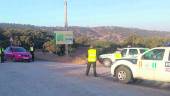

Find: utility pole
<box><xmin>10</xmin><ymin>36</ymin><xmax>13</xmax><ymax>46</ymax></box>
<box><xmin>64</xmin><ymin>0</ymin><xmax>69</xmax><ymax>56</ymax></box>
<box><xmin>64</xmin><ymin>0</ymin><xmax>68</xmax><ymax>31</ymax></box>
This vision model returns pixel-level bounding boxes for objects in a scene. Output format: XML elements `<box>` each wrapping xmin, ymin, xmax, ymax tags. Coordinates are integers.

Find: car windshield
<box><xmin>12</xmin><ymin>47</ymin><xmax>26</xmax><ymax>52</ymax></box>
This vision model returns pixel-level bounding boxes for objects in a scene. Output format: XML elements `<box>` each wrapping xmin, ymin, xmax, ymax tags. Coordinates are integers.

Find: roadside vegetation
<box><xmin>1</xmin><ymin>24</ymin><xmax>170</xmax><ymax>56</ymax></box>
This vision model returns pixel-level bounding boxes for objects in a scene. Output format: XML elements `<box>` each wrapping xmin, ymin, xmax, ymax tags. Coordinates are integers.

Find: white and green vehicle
<box><xmin>111</xmin><ymin>47</ymin><xmax>170</xmax><ymax>83</ymax></box>
<box><xmin>99</xmin><ymin>48</ymin><xmax>148</xmax><ymax>67</ymax></box>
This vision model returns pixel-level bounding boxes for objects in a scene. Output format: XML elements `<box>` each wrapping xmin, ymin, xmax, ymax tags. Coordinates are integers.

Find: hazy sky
<box><xmin>0</xmin><ymin>0</ymin><xmax>170</xmax><ymax>31</ymax></box>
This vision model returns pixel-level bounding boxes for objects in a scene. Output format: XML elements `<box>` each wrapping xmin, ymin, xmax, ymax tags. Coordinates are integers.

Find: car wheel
<box><xmin>116</xmin><ymin>66</ymin><xmax>133</xmax><ymax>84</ymax></box>
<box><xmin>133</xmin><ymin>79</ymin><xmax>143</xmax><ymax>83</ymax></box>
<box><xmin>12</xmin><ymin>57</ymin><xmax>16</xmax><ymax>62</ymax></box>
<box><xmin>103</xmin><ymin>58</ymin><xmax>112</xmax><ymax>67</ymax></box>
<box><xmin>103</xmin><ymin>59</ymin><xmax>112</xmax><ymax>67</ymax></box>
<box><xmin>27</xmin><ymin>59</ymin><xmax>31</xmax><ymax>62</ymax></box>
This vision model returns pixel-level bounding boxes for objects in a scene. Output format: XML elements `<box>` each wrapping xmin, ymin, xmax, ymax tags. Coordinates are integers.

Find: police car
<box><xmin>99</xmin><ymin>47</ymin><xmax>148</xmax><ymax>67</ymax></box>
<box><xmin>111</xmin><ymin>47</ymin><xmax>170</xmax><ymax>83</ymax></box>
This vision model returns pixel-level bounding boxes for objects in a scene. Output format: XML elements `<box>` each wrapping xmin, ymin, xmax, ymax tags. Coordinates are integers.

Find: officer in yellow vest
<box><xmin>114</xmin><ymin>52</ymin><xmax>122</xmax><ymax>60</ymax></box>
<box><xmin>0</xmin><ymin>47</ymin><xmax>5</xmax><ymax>63</ymax></box>
<box><xmin>86</xmin><ymin>45</ymin><xmax>97</xmax><ymax>77</ymax></box>
<box><xmin>30</xmin><ymin>46</ymin><xmax>34</xmax><ymax>61</ymax></box>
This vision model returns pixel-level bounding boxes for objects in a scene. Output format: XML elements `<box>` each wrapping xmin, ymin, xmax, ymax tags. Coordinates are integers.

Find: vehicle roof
<box><xmin>123</xmin><ymin>47</ymin><xmax>149</xmax><ymax>49</ymax></box>
<box><xmin>7</xmin><ymin>46</ymin><xmax>23</xmax><ymax>48</ymax></box>
<box><xmin>152</xmin><ymin>47</ymin><xmax>170</xmax><ymax>49</ymax></box>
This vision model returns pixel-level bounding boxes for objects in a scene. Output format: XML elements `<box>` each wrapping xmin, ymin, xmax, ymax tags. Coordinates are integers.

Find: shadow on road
<box><xmin>97</xmin><ymin>70</ymin><xmax>170</xmax><ymax>91</ymax></box>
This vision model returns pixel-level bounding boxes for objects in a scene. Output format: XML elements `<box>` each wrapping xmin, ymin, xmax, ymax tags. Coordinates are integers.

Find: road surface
<box><xmin>0</xmin><ymin>61</ymin><xmax>170</xmax><ymax>96</ymax></box>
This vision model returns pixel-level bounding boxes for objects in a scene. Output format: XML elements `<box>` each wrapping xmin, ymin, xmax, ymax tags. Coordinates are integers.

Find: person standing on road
<box><xmin>114</xmin><ymin>52</ymin><xmax>122</xmax><ymax>60</ymax></box>
<box><xmin>0</xmin><ymin>47</ymin><xmax>5</xmax><ymax>63</ymax></box>
<box><xmin>86</xmin><ymin>45</ymin><xmax>97</xmax><ymax>77</ymax></box>
<box><xmin>30</xmin><ymin>45</ymin><xmax>34</xmax><ymax>61</ymax></box>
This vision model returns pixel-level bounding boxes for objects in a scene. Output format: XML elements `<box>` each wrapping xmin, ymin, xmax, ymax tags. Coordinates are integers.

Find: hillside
<box><xmin>0</xmin><ymin>23</ymin><xmax>170</xmax><ymax>42</ymax></box>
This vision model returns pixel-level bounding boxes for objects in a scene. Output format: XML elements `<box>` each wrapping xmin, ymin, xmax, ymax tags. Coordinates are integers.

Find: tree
<box><xmin>43</xmin><ymin>40</ymin><xmax>59</xmax><ymax>53</ymax></box>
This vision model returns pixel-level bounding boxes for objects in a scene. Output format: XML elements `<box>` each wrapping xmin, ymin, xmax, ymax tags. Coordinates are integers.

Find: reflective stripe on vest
<box><xmin>88</xmin><ymin>49</ymin><xmax>97</xmax><ymax>62</ymax></box>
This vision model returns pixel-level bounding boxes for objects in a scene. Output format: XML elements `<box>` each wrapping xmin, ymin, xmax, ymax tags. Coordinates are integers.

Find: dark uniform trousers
<box><xmin>31</xmin><ymin>51</ymin><xmax>34</xmax><ymax>61</ymax></box>
<box><xmin>86</xmin><ymin>62</ymin><xmax>97</xmax><ymax>76</ymax></box>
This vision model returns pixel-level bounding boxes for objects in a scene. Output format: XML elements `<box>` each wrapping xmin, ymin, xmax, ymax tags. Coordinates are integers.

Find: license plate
<box><xmin>23</xmin><ymin>57</ymin><xmax>29</xmax><ymax>59</ymax></box>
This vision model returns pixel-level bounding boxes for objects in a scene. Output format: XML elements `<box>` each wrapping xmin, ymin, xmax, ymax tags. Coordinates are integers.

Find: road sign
<box><xmin>54</xmin><ymin>31</ymin><xmax>73</xmax><ymax>44</ymax></box>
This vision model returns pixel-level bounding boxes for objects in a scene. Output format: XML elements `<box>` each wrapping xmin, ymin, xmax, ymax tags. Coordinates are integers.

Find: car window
<box><xmin>121</xmin><ymin>49</ymin><xmax>127</xmax><ymax>57</ymax></box>
<box><xmin>129</xmin><ymin>49</ymin><xmax>138</xmax><ymax>55</ymax></box>
<box><xmin>12</xmin><ymin>48</ymin><xmax>26</xmax><ymax>52</ymax></box>
<box><xmin>5</xmin><ymin>47</ymin><xmax>12</xmax><ymax>52</ymax></box>
<box><xmin>140</xmin><ymin>49</ymin><xmax>148</xmax><ymax>54</ymax></box>
<box><xmin>142</xmin><ymin>49</ymin><xmax>165</xmax><ymax>60</ymax></box>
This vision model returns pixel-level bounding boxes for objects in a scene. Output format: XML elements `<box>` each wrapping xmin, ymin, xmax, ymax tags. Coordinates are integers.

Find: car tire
<box><xmin>133</xmin><ymin>79</ymin><xmax>143</xmax><ymax>83</ymax></box>
<box><xmin>103</xmin><ymin>58</ymin><xmax>112</xmax><ymax>67</ymax></box>
<box><xmin>12</xmin><ymin>57</ymin><xmax>16</xmax><ymax>62</ymax></box>
<box><xmin>116</xmin><ymin>66</ymin><xmax>133</xmax><ymax>84</ymax></box>
<box><xmin>28</xmin><ymin>59</ymin><xmax>31</xmax><ymax>62</ymax></box>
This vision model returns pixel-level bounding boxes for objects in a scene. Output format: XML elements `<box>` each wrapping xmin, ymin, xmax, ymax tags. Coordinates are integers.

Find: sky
<box><xmin>0</xmin><ymin>0</ymin><xmax>170</xmax><ymax>31</ymax></box>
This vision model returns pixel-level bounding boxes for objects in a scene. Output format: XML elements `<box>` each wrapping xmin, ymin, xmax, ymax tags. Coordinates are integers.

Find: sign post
<box><xmin>10</xmin><ymin>36</ymin><xmax>13</xmax><ymax>46</ymax></box>
<box><xmin>54</xmin><ymin>31</ymin><xmax>73</xmax><ymax>56</ymax></box>
<box><xmin>64</xmin><ymin>0</ymin><xmax>69</xmax><ymax>56</ymax></box>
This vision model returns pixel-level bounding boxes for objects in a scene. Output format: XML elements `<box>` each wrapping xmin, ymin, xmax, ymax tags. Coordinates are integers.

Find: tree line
<box><xmin>1</xmin><ymin>25</ymin><xmax>170</xmax><ymax>55</ymax></box>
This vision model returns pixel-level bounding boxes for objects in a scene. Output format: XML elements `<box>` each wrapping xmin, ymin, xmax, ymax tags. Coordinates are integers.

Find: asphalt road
<box><xmin>0</xmin><ymin>61</ymin><xmax>170</xmax><ymax>96</ymax></box>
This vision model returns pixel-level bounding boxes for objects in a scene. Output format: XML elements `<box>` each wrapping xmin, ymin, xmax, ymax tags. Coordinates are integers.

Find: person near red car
<box><xmin>0</xmin><ymin>46</ymin><xmax>5</xmax><ymax>63</ymax></box>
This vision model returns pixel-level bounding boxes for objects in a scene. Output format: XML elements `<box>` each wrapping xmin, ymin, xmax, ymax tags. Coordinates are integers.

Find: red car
<box><xmin>4</xmin><ymin>46</ymin><xmax>32</xmax><ymax>62</ymax></box>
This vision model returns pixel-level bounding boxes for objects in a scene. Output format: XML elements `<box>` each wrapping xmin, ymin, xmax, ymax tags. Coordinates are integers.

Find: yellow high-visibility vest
<box><xmin>0</xmin><ymin>48</ymin><xmax>1</xmax><ymax>54</ymax></box>
<box><xmin>88</xmin><ymin>49</ymin><xmax>97</xmax><ymax>62</ymax></box>
<box><xmin>114</xmin><ymin>53</ymin><xmax>122</xmax><ymax>59</ymax></box>
<box><xmin>0</xmin><ymin>48</ymin><xmax>3</xmax><ymax>54</ymax></box>
<box><xmin>30</xmin><ymin>47</ymin><xmax>34</xmax><ymax>52</ymax></box>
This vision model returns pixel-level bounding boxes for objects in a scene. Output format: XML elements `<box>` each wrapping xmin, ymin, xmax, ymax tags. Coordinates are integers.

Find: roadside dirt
<box><xmin>35</xmin><ymin>47</ymin><xmax>101</xmax><ymax>65</ymax></box>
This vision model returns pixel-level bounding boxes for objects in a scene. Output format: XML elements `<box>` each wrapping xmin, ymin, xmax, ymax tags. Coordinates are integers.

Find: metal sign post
<box><xmin>10</xmin><ymin>36</ymin><xmax>13</xmax><ymax>46</ymax></box>
<box><xmin>64</xmin><ymin>0</ymin><xmax>69</xmax><ymax>56</ymax></box>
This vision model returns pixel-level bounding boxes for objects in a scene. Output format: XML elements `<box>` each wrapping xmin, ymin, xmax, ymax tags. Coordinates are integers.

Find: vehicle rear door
<box><xmin>139</xmin><ymin>49</ymin><xmax>164</xmax><ymax>80</ymax></box>
<box><xmin>155</xmin><ymin>49</ymin><xmax>170</xmax><ymax>82</ymax></box>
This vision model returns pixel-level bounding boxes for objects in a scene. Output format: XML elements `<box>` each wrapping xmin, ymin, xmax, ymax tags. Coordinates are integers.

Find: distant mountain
<box><xmin>0</xmin><ymin>23</ymin><xmax>170</xmax><ymax>42</ymax></box>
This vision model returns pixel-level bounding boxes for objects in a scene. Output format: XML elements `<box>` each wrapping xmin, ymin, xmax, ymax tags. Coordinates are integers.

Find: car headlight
<box><xmin>17</xmin><ymin>54</ymin><xmax>22</xmax><ymax>56</ymax></box>
<box><xmin>99</xmin><ymin>55</ymin><xmax>103</xmax><ymax>58</ymax></box>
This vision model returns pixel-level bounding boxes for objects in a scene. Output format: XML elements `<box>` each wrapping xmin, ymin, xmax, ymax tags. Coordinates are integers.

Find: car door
<box><xmin>5</xmin><ymin>47</ymin><xmax>13</xmax><ymax>59</ymax></box>
<box><xmin>155</xmin><ymin>49</ymin><xmax>170</xmax><ymax>82</ymax></box>
<box><xmin>139</xmin><ymin>49</ymin><xmax>164</xmax><ymax>80</ymax></box>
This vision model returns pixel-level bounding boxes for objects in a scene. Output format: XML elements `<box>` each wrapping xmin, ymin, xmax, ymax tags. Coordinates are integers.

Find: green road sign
<box><xmin>54</xmin><ymin>31</ymin><xmax>73</xmax><ymax>44</ymax></box>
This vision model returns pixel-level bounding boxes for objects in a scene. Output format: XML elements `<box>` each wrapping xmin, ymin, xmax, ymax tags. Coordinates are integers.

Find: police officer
<box><xmin>0</xmin><ymin>47</ymin><xmax>4</xmax><ymax>63</ymax></box>
<box><xmin>114</xmin><ymin>52</ymin><xmax>122</xmax><ymax>60</ymax></box>
<box><xmin>30</xmin><ymin>45</ymin><xmax>34</xmax><ymax>61</ymax></box>
<box><xmin>86</xmin><ymin>45</ymin><xmax>97</xmax><ymax>77</ymax></box>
